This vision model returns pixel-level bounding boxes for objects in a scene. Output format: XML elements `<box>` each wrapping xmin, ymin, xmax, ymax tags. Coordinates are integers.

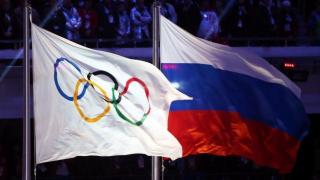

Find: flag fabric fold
<box><xmin>160</xmin><ymin>15</ymin><xmax>309</xmax><ymax>173</ymax></box>
<box><xmin>32</xmin><ymin>23</ymin><xmax>190</xmax><ymax>164</ymax></box>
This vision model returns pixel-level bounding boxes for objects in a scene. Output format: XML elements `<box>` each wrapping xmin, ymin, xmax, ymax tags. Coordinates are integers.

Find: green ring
<box><xmin>112</xmin><ymin>87</ymin><xmax>148</xmax><ymax>126</ymax></box>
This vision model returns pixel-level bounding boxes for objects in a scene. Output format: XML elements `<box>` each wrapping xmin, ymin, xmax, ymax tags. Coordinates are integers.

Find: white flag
<box><xmin>31</xmin><ymin>23</ymin><xmax>189</xmax><ymax>164</ymax></box>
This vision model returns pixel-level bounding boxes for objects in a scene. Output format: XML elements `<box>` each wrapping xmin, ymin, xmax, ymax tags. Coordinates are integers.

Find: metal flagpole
<box><xmin>152</xmin><ymin>1</ymin><xmax>161</xmax><ymax>180</ymax></box>
<box><xmin>23</xmin><ymin>0</ymin><xmax>31</xmax><ymax>180</ymax></box>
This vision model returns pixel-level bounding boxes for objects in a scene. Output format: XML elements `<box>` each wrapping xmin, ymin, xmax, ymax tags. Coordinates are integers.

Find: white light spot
<box><xmin>171</xmin><ymin>82</ymin><xmax>180</xmax><ymax>89</ymax></box>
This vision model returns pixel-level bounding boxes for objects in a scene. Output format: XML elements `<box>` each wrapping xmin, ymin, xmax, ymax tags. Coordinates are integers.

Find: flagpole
<box><xmin>152</xmin><ymin>1</ymin><xmax>161</xmax><ymax>180</ymax></box>
<box><xmin>23</xmin><ymin>0</ymin><xmax>31</xmax><ymax>180</ymax></box>
<box><xmin>152</xmin><ymin>0</ymin><xmax>161</xmax><ymax>68</ymax></box>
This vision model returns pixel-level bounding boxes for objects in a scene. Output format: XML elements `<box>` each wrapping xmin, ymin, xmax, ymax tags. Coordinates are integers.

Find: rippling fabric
<box><xmin>32</xmin><ymin>23</ymin><xmax>190</xmax><ymax>164</ymax></box>
<box><xmin>160</xmin><ymin>15</ymin><xmax>309</xmax><ymax>173</ymax></box>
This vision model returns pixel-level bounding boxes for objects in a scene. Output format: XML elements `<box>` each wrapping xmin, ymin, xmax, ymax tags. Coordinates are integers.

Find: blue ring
<box><xmin>54</xmin><ymin>57</ymin><xmax>89</xmax><ymax>101</ymax></box>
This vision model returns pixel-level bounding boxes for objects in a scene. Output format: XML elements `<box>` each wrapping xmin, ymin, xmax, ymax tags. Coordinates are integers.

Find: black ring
<box><xmin>87</xmin><ymin>70</ymin><xmax>121</xmax><ymax>104</ymax></box>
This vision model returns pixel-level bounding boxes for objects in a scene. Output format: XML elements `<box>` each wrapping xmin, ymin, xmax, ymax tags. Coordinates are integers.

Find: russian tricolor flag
<box><xmin>160</xmin><ymin>16</ymin><xmax>309</xmax><ymax>173</ymax></box>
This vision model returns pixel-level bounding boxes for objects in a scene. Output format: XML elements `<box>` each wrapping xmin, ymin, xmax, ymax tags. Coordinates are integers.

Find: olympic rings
<box><xmin>54</xmin><ymin>58</ymin><xmax>151</xmax><ymax>126</ymax></box>
<box><xmin>73</xmin><ymin>78</ymin><xmax>111</xmax><ymax>123</ymax></box>
<box><xmin>54</xmin><ymin>57</ymin><xmax>90</xmax><ymax>101</ymax></box>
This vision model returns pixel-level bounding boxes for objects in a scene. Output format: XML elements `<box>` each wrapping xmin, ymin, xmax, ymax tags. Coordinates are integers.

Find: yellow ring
<box><xmin>73</xmin><ymin>78</ymin><xmax>111</xmax><ymax>123</ymax></box>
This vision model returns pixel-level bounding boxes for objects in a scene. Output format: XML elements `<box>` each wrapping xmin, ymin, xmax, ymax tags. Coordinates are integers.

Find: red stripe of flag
<box><xmin>168</xmin><ymin>110</ymin><xmax>301</xmax><ymax>173</ymax></box>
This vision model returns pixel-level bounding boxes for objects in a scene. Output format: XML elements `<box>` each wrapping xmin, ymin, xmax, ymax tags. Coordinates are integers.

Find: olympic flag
<box><xmin>160</xmin><ymin>16</ymin><xmax>309</xmax><ymax>173</ymax></box>
<box><xmin>31</xmin><ymin>23</ymin><xmax>190</xmax><ymax>164</ymax></box>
